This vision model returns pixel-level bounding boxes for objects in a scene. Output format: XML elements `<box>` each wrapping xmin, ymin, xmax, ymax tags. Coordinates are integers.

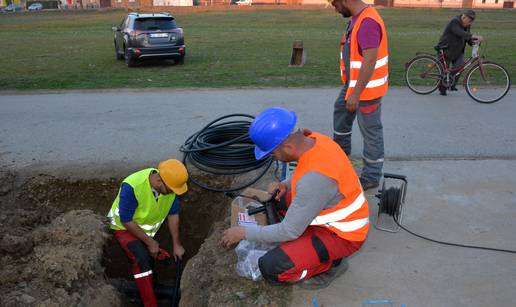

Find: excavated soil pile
<box><xmin>0</xmin><ymin>171</ymin><xmax>120</xmax><ymax>307</ymax></box>
<box><xmin>0</xmin><ymin>209</ymin><xmax>120</xmax><ymax>307</ymax></box>
<box><xmin>180</xmin><ymin>216</ymin><xmax>292</xmax><ymax>307</ymax></box>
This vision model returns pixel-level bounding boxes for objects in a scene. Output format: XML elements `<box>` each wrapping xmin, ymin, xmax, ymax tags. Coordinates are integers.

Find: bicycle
<box><xmin>404</xmin><ymin>42</ymin><xmax>511</xmax><ymax>104</ymax></box>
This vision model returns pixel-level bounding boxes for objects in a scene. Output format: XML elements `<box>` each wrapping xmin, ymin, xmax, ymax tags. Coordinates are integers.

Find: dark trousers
<box><xmin>439</xmin><ymin>53</ymin><xmax>465</xmax><ymax>93</ymax></box>
<box><xmin>333</xmin><ymin>86</ymin><xmax>384</xmax><ymax>184</ymax></box>
<box><xmin>115</xmin><ymin>230</ymin><xmax>157</xmax><ymax>307</ymax></box>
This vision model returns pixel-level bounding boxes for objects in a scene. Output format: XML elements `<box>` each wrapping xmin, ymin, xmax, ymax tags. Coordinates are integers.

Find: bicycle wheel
<box><xmin>405</xmin><ymin>55</ymin><xmax>443</xmax><ymax>95</ymax></box>
<box><xmin>465</xmin><ymin>61</ymin><xmax>511</xmax><ymax>104</ymax></box>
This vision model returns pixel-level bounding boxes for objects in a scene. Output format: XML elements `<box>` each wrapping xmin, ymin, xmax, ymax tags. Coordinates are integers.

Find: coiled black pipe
<box><xmin>180</xmin><ymin>114</ymin><xmax>274</xmax><ymax>192</ymax></box>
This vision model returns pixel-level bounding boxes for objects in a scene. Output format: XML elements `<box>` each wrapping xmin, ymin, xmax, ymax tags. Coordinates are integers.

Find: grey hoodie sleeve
<box><xmin>245</xmin><ymin>172</ymin><xmax>341</xmax><ymax>243</ymax></box>
<box><xmin>450</xmin><ymin>18</ymin><xmax>472</xmax><ymax>41</ymax></box>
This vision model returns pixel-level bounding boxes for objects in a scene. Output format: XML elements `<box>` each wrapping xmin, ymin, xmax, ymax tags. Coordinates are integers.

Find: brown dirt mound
<box><xmin>0</xmin><ymin>209</ymin><xmax>120</xmax><ymax>307</ymax></box>
<box><xmin>180</xmin><ymin>216</ymin><xmax>292</xmax><ymax>307</ymax></box>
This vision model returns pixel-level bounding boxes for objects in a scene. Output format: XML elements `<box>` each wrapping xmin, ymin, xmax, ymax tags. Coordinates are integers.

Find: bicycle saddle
<box><xmin>434</xmin><ymin>44</ymin><xmax>448</xmax><ymax>51</ymax></box>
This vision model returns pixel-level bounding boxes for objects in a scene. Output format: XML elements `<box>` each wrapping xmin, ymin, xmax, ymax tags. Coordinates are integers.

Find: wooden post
<box><xmin>289</xmin><ymin>40</ymin><xmax>306</xmax><ymax>67</ymax></box>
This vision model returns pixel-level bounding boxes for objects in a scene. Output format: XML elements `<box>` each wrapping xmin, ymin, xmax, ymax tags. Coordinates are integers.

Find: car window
<box><xmin>134</xmin><ymin>18</ymin><xmax>177</xmax><ymax>31</ymax></box>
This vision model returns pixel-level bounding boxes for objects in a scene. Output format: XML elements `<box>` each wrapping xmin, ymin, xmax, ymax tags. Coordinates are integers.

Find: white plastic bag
<box><xmin>472</xmin><ymin>43</ymin><xmax>479</xmax><ymax>58</ymax></box>
<box><xmin>235</xmin><ymin>240</ymin><xmax>274</xmax><ymax>281</ymax></box>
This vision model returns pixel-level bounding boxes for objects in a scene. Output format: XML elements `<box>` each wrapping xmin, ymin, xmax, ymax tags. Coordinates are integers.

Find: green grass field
<box><xmin>0</xmin><ymin>8</ymin><xmax>514</xmax><ymax>90</ymax></box>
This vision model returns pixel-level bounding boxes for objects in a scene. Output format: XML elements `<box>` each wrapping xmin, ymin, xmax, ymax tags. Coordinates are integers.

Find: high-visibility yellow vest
<box><xmin>107</xmin><ymin>168</ymin><xmax>176</xmax><ymax>237</ymax></box>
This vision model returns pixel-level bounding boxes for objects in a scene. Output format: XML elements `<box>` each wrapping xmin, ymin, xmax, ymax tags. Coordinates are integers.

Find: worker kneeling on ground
<box><xmin>107</xmin><ymin>159</ymin><xmax>188</xmax><ymax>307</ymax></box>
<box><xmin>222</xmin><ymin>107</ymin><xmax>369</xmax><ymax>289</ymax></box>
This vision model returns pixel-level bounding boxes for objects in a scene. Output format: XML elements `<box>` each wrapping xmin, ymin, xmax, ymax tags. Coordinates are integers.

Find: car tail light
<box><xmin>128</xmin><ymin>30</ymin><xmax>145</xmax><ymax>38</ymax></box>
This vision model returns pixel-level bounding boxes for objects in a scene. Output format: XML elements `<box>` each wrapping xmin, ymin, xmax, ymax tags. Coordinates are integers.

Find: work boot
<box><xmin>298</xmin><ymin>259</ymin><xmax>349</xmax><ymax>290</ymax></box>
<box><xmin>360</xmin><ymin>178</ymin><xmax>379</xmax><ymax>191</ymax></box>
<box><xmin>438</xmin><ymin>84</ymin><xmax>447</xmax><ymax>96</ymax></box>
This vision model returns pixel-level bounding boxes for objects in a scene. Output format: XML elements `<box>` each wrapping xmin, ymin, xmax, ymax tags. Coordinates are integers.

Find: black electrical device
<box><xmin>375</xmin><ymin>173</ymin><xmax>407</xmax><ymax>233</ymax></box>
<box><xmin>246</xmin><ymin>190</ymin><xmax>282</xmax><ymax>225</ymax></box>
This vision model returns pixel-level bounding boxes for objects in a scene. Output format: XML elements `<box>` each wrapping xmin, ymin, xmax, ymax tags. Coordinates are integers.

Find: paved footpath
<box><xmin>1</xmin><ymin>87</ymin><xmax>515</xmax><ymax>306</ymax></box>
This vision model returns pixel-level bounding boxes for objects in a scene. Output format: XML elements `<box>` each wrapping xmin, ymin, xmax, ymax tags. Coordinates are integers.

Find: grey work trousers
<box><xmin>333</xmin><ymin>86</ymin><xmax>384</xmax><ymax>184</ymax></box>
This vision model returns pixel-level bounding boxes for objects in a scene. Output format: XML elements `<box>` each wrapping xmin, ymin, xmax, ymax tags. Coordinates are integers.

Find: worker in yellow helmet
<box><xmin>107</xmin><ymin>159</ymin><xmax>188</xmax><ymax>307</ymax></box>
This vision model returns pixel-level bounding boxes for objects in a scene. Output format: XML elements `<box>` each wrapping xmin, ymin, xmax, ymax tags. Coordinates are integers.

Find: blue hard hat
<box><xmin>249</xmin><ymin>107</ymin><xmax>297</xmax><ymax>160</ymax></box>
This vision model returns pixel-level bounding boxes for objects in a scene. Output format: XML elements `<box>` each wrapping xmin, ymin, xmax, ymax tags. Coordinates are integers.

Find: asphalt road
<box><xmin>1</xmin><ymin>87</ymin><xmax>515</xmax><ymax>169</ymax></box>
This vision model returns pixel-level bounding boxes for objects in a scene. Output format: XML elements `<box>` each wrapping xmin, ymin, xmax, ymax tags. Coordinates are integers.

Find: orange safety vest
<box><xmin>291</xmin><ymin>132</ymin><xmax>369</xmax><ymax>242</ymax></box>
<box><xmin>340</xmin><ymin>6</ymin><xmax>389</xmax><ymax>101</ymax></box>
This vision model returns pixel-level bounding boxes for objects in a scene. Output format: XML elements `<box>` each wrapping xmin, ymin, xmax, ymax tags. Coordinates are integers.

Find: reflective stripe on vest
<box><xmin>349</xmin><ymin>75</ymin><xmax>388</xmax><ymax>88</ymax></box>
<box><xmin>107</xmin><ymin>207</ymin><xmax>118</xmax><ymax>226</ymax></box>
<box><xmin>107</xmin><ymin>168</ymin><xmax>176</xmax><ymax>238</ymax></box>
<box><xmin>291</xmin><ymin>132</ymin><xmax>369</xmax><ymax>242</ymax></box>
<box><xmin>340</xmin><ymin>40</ymin><xmax>347</xmax><ymax>84</ymax></box>
<box><xmin>340</xmin><ymin>6</ymin><xmax>389</xmax><ymax>101</ymax></box>
<box><xmin>327</xmin><ymin>217</ymin><xmax>369</xmax><ymax>233</ymax></box>
<box><xmin>349</xmin><ymin>55</ymin><xmax>388</xmax><ymax>69</ymax></box>
<box><xmin>310</xmin><ymin>192</ymin><xmax>366</xmax><ymax>226</ymax></box>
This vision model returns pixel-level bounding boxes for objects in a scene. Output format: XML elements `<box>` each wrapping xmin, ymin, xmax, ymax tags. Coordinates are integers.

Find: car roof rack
<box><xmin>128</xmin><ymin>12</ymin><xmax>174</xmax><ymax>19</ymax></box>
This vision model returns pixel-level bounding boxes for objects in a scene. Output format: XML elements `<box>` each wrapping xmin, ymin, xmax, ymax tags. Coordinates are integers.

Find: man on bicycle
<box><xmin>435</xmin><ymin>10</ymin><xmax>482</xmax><ymax>96</ymax></box>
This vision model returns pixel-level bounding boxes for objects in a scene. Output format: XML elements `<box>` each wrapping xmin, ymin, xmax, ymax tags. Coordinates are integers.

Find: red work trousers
<box><xmin>258</xmin><ymin>226</ymin><xmax>364</xmax><ymax>282</ymax></box>
<box><xmin>258</xmin><ymin>191</ymin><xmax>365</xmax><ymax>282</ymax></box>
<box><xmin>114</xmin><ymin>230</ymin><xmax>157</xmax><ymax>307</ymax></box>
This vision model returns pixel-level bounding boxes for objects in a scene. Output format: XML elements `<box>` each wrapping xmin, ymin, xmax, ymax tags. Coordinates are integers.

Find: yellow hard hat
<box><xmin>158</xmin><ymin>159</ymin><xmax>188</xmax><ymax>195</ymax></box>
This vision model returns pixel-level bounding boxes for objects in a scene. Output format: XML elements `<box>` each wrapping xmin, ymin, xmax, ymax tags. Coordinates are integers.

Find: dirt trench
<box><xmin>0</xmin><ymin>167</ymin><xmax>293</xmax><ymax>307</ymax></box>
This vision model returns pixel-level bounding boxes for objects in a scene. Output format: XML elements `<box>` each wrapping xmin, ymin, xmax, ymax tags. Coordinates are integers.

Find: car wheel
<box><xmin>175</xmin><ymin>56</ymin><xmax>185</xmax><ymax>65</ymax></box>
<box><xmin>124</xmin><ymin>49</ymin><xmax>136</xmax><ymax>67</ymax></box>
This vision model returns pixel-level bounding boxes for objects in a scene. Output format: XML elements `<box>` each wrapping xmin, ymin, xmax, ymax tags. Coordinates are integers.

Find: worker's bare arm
<box><xmin>167</xmin><ymin>215</ymin><xmax>185</xmax><ymax>260</ymax></box>
<box><xmin>346</xmin><ymin>47</ymin><xmax>378</xmax><ymax>111</ymax></box>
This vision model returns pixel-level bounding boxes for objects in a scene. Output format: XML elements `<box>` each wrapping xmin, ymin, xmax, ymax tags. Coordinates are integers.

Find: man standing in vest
<box><xmin>107</xmin><ymin>159</ymin><xmax>188</xmax><ymax>307</ymax></box>
<box><xmin>330</xmin><ymin>0</ymin><xmax>388</xmax><ymax>191</ymax></box>
<box><xmin>222</xmin><ymin>107</ymin><xmax>369</xmax><ymax>289</ymax></box>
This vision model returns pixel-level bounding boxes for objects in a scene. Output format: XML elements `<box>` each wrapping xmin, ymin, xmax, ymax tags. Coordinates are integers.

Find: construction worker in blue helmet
<box><xmin>222</xmin><ymin>107</ymin><xmax>369</xmax><ymax>289</ymax></box>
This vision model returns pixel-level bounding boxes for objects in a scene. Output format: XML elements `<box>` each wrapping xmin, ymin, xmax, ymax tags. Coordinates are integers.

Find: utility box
<box><xmin>289</xmin><ymin>40</ymin><xmax>306</xmax><ymax>67</ymax></box>
<box><xmin>230</xmin><ymin>188</ymin><xmax>269</xmax><ymax>227</ymax></box>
